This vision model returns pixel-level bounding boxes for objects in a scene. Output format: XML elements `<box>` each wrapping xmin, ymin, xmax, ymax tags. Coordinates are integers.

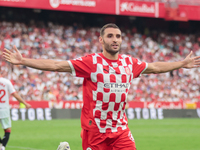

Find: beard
<box><xmin>103</xmin><ymin>40</ymin><xmax>121</xmax><ymax>55</ymax></box>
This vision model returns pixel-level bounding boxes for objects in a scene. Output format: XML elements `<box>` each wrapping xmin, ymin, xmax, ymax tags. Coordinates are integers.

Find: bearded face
<box><xmin>100</xmin><ymin>28</ymin><xmax>122</xmax><ymax>56</ymax></box>
<box><xmin>103</xmin><ymin>38</ymin><xmax>121</xmax><ymax>55</ymax></box>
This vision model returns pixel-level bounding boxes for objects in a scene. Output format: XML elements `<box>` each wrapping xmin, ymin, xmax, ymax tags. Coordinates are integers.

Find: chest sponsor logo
<box><xmin>104</xmin><ymin>83</ymin><xmax>129</xmax><ymax>93</ymax></box>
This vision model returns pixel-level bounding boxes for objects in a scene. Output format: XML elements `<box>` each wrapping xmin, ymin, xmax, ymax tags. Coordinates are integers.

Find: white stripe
<box><xmin>7</xmin><ymin>145</ymin><xmax>45</xmax><ymax>150</ymax></box>
<box><xmin>155</xmin><ymin>2</ymin><xmax>159</xmax><ymax>18</ymax></box>
<box><xmin>116</xmin><ymin>0</ymin><xmax>120</xmax><ymax>15</ymax></box>
<box><xmin>141</xmin><ymin>62</ymin><xmax>148</xmax><ymax>74</ymax></box>
<box><xmin>67</xmin><ymin>60</ymin><xmax>76</xmax><ymax>76</ymax></box>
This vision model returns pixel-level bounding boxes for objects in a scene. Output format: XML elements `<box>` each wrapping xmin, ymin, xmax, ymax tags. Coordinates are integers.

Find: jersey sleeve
<box><xmin>132</xmin><ymin>58</ymin><xmax>148</xmax><ymax>78</ymax></box>
<box><xmin>68</xmin><ymin>55</ymin><xmax>94</xmax><ymax>78</ymax></box>
<box><xmin>7</xmin><ymin>80</ymin><xmax>16</xmax><ymax>94</ymax></box>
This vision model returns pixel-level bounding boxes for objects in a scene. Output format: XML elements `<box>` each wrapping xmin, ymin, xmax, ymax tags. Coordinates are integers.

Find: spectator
<box><xmin>1</xmin><ymin>20</ymin><xmax>200</xmax><ymax>102</ymax></box>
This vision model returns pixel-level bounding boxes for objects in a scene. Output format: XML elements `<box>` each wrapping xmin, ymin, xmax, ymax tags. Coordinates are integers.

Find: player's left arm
<box><xmin>12</xmin><ymin>92</ymin><xmax>31</xmax><ymax>108</ymax></box>
<box><xmin>3</xmin><ymin>45</ymin><xmax>72</xmax><ymax>73</ymax></box>
<box><xmin>142</xmin><ymin>51</ymin><xmax>200</xmax><ymax>74</ymax></box>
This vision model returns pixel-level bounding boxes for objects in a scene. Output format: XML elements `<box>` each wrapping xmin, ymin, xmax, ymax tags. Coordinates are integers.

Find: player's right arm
<box><xmin>12</xmin><ymin>92</ymin><xmax>31</xmax><ymax>108</ymax></box>
<box><xmin>3</xmin><ymin>45</ymin><xmax>72</xmax><ymax>73</ymax></box>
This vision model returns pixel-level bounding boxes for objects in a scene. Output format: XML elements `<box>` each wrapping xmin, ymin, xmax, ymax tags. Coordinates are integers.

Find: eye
<box><xmin>116</xmin><ymin>34</ymin><xmax>121</xmax><ymax>38</ymax></box>
<box><xmin>107</xmin><ymin>34</ymin><xmax>113</xmax><ymax>38</ymax></box>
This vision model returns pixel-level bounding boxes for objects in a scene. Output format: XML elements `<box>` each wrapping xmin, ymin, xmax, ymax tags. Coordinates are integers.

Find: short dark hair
<box><xmin>100</xmin><ymin>23</ymin><xmax>120</xmax><ymax>37</ymax></box>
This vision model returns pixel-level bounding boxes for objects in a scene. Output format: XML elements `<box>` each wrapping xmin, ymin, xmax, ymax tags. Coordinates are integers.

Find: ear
<box><xmin>99</xmin><ymin>36</ymin><xmax>103</xmax><ymax>44</ymax></box>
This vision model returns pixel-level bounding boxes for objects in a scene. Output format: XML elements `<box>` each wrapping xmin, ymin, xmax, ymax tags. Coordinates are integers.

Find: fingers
<box><xmin>2</xmin><ymin>55</ymin><xmax>11</xmax><ymax>62</ymax></box>
<box><xmin>3</xmin><ymin>45</ymin><xmax>18</xmax><ymax>53</ymax></box>
<box><xmin>3</xmin><ymin>48</ymin><xmax>12</xmax><ymax>54</ymax></box>
<box><xmin>3</xmin><ymin>51</ymin><xmax>11</xmax><ymax>57</ymax></box>
<box><xmin>2</xmin><ymin>49</ymin><xmax>11</xmax><ymax>62</ymax></box>
<box><xmin>3</xmin><ymin>48</ymin><xmax>13</xmax><ymax>61</ymax></box>
<box><xmin>195</xmin><ymin>58</ymin><xmax>200</xmax><ymax>62</ymax></box>
<box><xmin>13</xmin><ymin>45</ymin><xmax>19</xmax><ymax>52</ymax></box>
<box><xmin>188</xmin><ymin>51</ymin><xmax>193</xmax><ymax>57</ymax></box>
<box><xmin>3</xmin><ymin>49</ymin><xmax>12</xmax><ymax>55</ymax></box>
<box><xmin>194</xmin><ymin>60</ymin><xmax>200</xmax><ymax>66</ymax></box>
<box><xmin>194</xmin><ymin>55</ymin><xmax>200</xmax><ymax>60</ymax></box>
<box><xmin>2</xmin><ymin>53</ymin><xmax>10</xmax><ymax>59</ymax></box>
<box><xmin>193</xmin><ymin>65</ymin><xmax>200</xmax><ymax>68</ymax></box>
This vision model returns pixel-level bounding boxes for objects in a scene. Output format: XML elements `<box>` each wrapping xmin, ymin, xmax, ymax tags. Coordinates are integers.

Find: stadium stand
<box><xmin>0</xmin><ymin>7</ymin><xmax>200</xmax><ymax>102</ymax></box>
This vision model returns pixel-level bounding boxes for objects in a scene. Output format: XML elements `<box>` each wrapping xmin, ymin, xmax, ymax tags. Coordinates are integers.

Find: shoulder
<box><xmin>0</xmin><ymin>78</ymin><xmax>12</xmax><ymax>86</ymax></box>
<box><xmin>119</xmin><ymin>54</ymin><xmax>144</xmax><ymax>65</ymax></box>
<box><xmin>74</xmin><ymin>53</ymin><xmax>95</xmax><ymax>60</ymax></box>
<box><xmin>119</xmin><ymin>54</ymin><xmax>132</xmax><ymax>59</ymax></box>
<box><xmin>78</xmin><ymin>53</ymin><xmax>101</xmax><ymax>62</ymax></box>
<box><xmin>0</xmin><ymin>77</ymin><xmax>10</xmax><ymax>83</ymax></box>
<box><xmin>69</xmin><ymin>53</ymin><xmax>96</xmax><ymax>66</ymax></box>
<box><xmin>121</xmin><ymin>54</ymin><xmax>142</xmax><ymax>60</ymax></box>
<box><xmin>119</xmin><ymin>54</ymin><xmax>134</xmax><ymax>62</ymax></box>
<box><xmin>84</xmin><ymin>53</ymin><xmax>98</xmax><ymax>58</ymax></box>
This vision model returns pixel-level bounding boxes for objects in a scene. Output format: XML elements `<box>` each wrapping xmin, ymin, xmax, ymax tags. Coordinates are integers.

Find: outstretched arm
<box><xmin>12</xmin><ymin>92</ymin><xmax>31</xmax><ymax>108</ymax></box>
<box><xmin>143</xmin><ymin>51</ymin><xmax>200</xmax><ymax>74</ymax></box>
<box><xmin>3</xmin><ymin>45</ymin><xmax>72</xmax><ymax>73</ymax></box>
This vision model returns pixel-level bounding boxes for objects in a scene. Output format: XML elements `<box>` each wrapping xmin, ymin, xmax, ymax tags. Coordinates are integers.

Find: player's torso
<box><xmin>82</xmin><ymin>53</ymin><xmax>134</xmax><ymax>133</ymax></box>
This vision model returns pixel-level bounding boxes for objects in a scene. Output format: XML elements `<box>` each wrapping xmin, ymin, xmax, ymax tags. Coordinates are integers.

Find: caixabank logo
<box><xmin>120</xmin><ymin>2</ymin><xmax>155</xmax><ymax>13</ymax></box>
<box><xmin>49</xmin><ymin>0</ymin><xmax>96</xmax><ymax>8</ymax></box>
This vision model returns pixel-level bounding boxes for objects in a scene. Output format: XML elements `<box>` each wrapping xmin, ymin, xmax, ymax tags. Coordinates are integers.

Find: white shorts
<box><xmin>0</xmin><ymin>117</ymin><xmax>12</xmax><ymax>129</ymax></box>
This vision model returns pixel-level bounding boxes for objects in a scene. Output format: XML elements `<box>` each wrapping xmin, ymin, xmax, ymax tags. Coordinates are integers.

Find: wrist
<box><xmin>20</xmin><ymin>58</ymin><xmax>26</xmax><ymax>65</ymax></box>
<box><xmin>182</xmin><ymin>60</ymin><xmax>188</xmax><ymax>68</ymax></box>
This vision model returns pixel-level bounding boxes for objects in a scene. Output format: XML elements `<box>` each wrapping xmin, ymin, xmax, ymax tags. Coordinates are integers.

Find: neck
<box><xmin>102</xmin><ymin>50</ymin><xmax>119</xmax><ymax>60</ymax></box>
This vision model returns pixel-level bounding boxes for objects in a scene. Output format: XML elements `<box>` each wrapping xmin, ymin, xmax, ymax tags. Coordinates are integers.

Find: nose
<box><xmin>113</xmin><ymin>36</ymin><xmax>118</xmax><ymax>42</ymax></box>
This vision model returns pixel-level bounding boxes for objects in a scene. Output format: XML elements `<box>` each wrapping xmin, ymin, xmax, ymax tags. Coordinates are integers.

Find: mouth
<box><xmin>112</xmin><ymin>44</ymin><xmax>119</xmax><ymax>49</ymax></box>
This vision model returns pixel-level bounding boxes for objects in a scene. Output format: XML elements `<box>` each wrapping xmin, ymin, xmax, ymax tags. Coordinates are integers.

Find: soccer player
<box><xmin>0</xmin><ymin>67</ymin><xmax>31</xmax><ymax>150</ymax></box>
<box><xmin>3</xmin><ymin>23</ymin><xmax>200</xmax><ymax>150</ymax></box>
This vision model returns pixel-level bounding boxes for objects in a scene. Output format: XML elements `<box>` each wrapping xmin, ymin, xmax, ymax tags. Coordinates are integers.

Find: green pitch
<box><xmin>1</xmin><ymin>119</ymin><xmax>199</xmax><ymax>150</ymax></box>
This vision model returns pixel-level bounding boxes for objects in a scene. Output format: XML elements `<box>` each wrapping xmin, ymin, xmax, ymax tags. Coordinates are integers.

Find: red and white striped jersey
<box><xmin>68</xmin><ymin>53</ymin><xmax>147</xmax><ymax>133</ymax></box>
<box><xmin>0</xmin><ymin>77</ymin><xmax>16</xmax><ymax>118</ymax></box>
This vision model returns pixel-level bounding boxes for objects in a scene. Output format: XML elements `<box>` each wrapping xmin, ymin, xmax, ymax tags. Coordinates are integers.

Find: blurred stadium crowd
<box><xmin>0</xmin><ymin>7</ymin><xmax>200</xmax><ymax>103</ymax></box>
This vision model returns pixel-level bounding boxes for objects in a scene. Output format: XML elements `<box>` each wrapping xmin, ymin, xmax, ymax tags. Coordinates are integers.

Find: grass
<box><xmin>0</xmin><ymin>119</ymin><xmax>199</xmax><ymax>150</ymax></box>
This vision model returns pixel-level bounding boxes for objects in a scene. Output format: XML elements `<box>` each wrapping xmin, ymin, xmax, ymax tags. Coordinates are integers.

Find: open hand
<box><xmin>3</xmin><ymin>45</ymin><xmax>23</xmax><ymax>65</ymax></box>
<box><xmin>183</xmin><ymin>51</ymin><xmax>200</xmax><ymax>69</ymax></box>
